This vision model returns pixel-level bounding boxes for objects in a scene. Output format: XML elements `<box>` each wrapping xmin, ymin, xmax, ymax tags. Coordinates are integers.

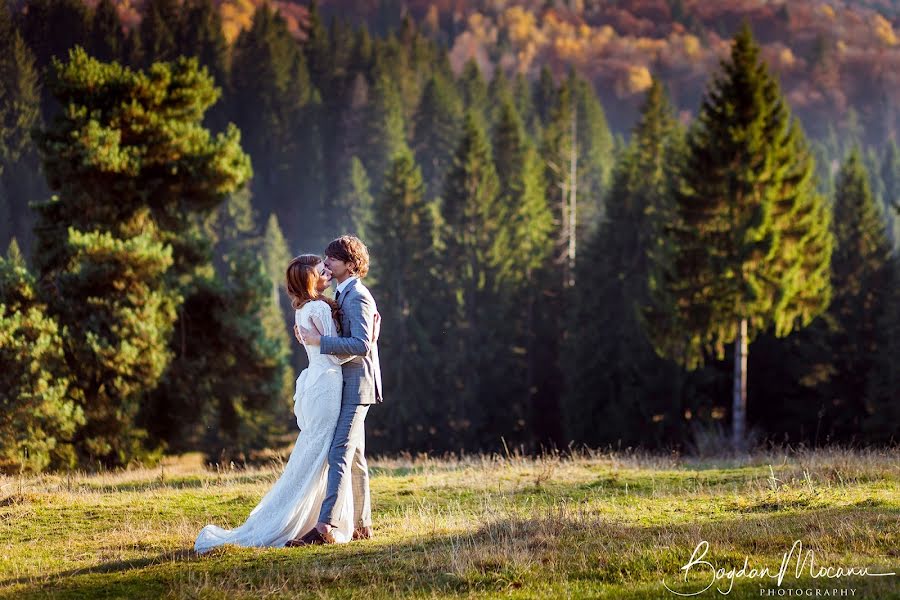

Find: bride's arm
<box><xmin>320</xmin><ymin>293</ymin><xmax>375</xmax><ymax>358</ymax></box>
<box><xmin>312</xmin><ymin>304</ymin><xmax>355</xmax><ymax>365</ymax></box>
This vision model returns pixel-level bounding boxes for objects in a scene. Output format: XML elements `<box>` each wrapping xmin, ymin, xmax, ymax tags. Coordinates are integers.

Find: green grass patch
<box><xmin>0</xmin><ymin>448</ymin><xmax>897</xmax><ymax>598</ymax></box>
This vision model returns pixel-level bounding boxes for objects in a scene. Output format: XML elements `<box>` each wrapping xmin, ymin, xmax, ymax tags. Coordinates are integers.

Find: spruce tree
<box><xmin>651</xmin><ymin>25</ymin><xmax>833</xmax><ymax>450</ymax></box>
<box><xmin>139</xmin><ymin>0</ymin><xmax>180</xmax><ymax>65</ymax></box>
<box><xmin>458</xmin><ymin>59</ymin><xmax>489</xmax><ymax>122</ymax></box>
<box><xmin>488</xmin><ymin>98</ymin><xmax>554</xmax><ymax>445</ymax></box>
<box><xmin>0</xmin><ymin>10</ymin><xmax>44</xmax><ymax>255</ymax></box>
<box><xmin>440</xmin><ymin>111</ymin><xmax>502</xmax><ymax>449</ymax></box>
<box><xmin>412</xmin><ymin>74</ymin><xmax>463</xmax><ymax>200</ymax></box>
<box><xmin>230</xmin><ymin>5</ymin><xmax>314</xmax><ymax>232</ymax></box>
<box><xmin>263</xmin><ymin>213</ymin><xmax>290</xmax><ymax>305</ymax></box>
<box><xmin>368</xmin><ymin>147</ymin><xmax>446</xmax><ymax>451</ymax></box>
<box><xmin>568</xmin><ymin>80</ymin><xmax>690</xmax><ymax>447</ymax></box>
<box><xmin>881</xmin><ymin>141</ymin><xmax>900</xmax><ymax>250</ymax></box>
<box><xmin>540</xmin><ymin>70</ymin><xmax>614</xmax><ymax>289</ymax></box>
<box><xmin>89</xmin><ymin>0</ymin><xmax>126</xmax><ymax>63</ymax></box>
<box><xmin>17</xmin><ymin>0</ymin><xmax>89</xmax><ymax>119</ymax></box>
<box><xmin>178</xmin><ymin>0</ymin><xmax>229</xmax><ymax>131</ymax></box>
<box><xmin>863</xmin><ymin>257</ymin><xmax>899</xmax><ymax>443</ymax></box>
<box><xmin>363</xmin><ymin>71</ymin><xmax>407</xmax><ymax>198</ymax></box>
<box><xmin>534</xmin><ymin>65</ymin><xmax>556</xmax><ymax>127</ymax></box>
<box><xmin>825</xmin><ymin>148</ymin><xmax>893</xmax><ymax>438</ymax></box>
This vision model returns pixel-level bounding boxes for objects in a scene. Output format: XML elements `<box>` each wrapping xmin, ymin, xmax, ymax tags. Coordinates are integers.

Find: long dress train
<box><xmin>194</xmin><ymin>300</ymin><xmax>353</xmax><ymax>552</ymax></box>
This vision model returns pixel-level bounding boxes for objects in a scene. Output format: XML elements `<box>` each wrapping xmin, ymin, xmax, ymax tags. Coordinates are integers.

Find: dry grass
<box><xmin>0</xmin><ymin>446</ymin><xmax>897</xmax><ymax>599</ymax></box>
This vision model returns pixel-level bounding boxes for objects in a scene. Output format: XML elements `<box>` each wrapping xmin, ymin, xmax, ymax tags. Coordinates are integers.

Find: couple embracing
<box><xmin>195</xmin><ymin>235</ymin><xmax>382</xmax><ymax>552</ymax></box>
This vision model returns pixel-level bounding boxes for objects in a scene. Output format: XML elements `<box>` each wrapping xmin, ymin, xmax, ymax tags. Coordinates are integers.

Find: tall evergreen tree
<box><xmin>440</xmin><ymin>111</ymin><xmax>503</xmax><ymax>449</ymax></box>
<box><xmin>17</xmin><ymin>0</ymin><xmax>89</xmax><ymax>119</ymax></box>
<box><xmin>540</xmin><ymin>70</ymin><xmax>614</xmax><ymax>289</ymax></box>
<box><xmin>863</xmin><ymin>257</ymin><xmax>900</xmax><ymax>443</ymax></box>
<box><xmin>368</xmin><ymin>147</ymin><xmax>446</xmax><ymax>451</ymax></box>
<box><xmin>534</xmin><ymin>65</ymin><xmax>556</xmax><ymax>127</ymax></box>
<box><xmin>0</xmin><ymin>250</ymin><xmax>80</xmax><ymax>473</ymax></box>
<box><xmin>567</xmin><ymin>80</ymin><xmax>691</xmax><ymax>447</ymax></box>
<box><xmin>89</xmin><ymin>0</ymin><xmax>126</xmax><ymax>63</ymax></box>
<box><xmin>34</xmin><ymin>49</ymin><xmax>251</xmax><ymax>465</ymax></box>
<box><xmin>178</xmin><ymin>0</ymin><xmax>229</xmax><ymax>131</ymax></box>
<box><xmin>649</xmin><ymin>25</ymin><xmax>833</xmax><ymax>450</ymax></box>
<box><xmin>139</xmin><ymin>0</ymin><xmax>180</xmax><ymax>66</ymax></box>
<box><xmin>412</xmin><ymin>74</ymin><xmax>463</xmax><ymax>200</ymax></box>
<box><xmin>514</xmin><ymin>72</ymin><xmax>537</xmax><ymax>133</ymax></box>
<box><xmin>335</xmin><ymin>156</ymin><xmax>374</xmax><ymax>241</ymax></box>
<box><xmin>230</xmin><ymin>5</ymin><xmax>314</xmax><ymax>236</ymax></box>
<box><xmin>824</xmin><ymin>148</ymin><xmax>894</xmax><ymax>439</ymax></box>
<box><xmin>458</xmin><ymin>59</ymin><xmax>489</xmax><ymax>122</ymax></box>
<box><xmin>881</xmin><ymin>141</ymin><xmax>900</xmax><ymax>250</ymax></box>
<box><xmin>0</xmin><ymin>6</ymin><xmax>44</xmax><ymax>256</ymax></box>
<box><xmin>488</xmin><ymin>97</ymin><xmax>554</xmax><ymax>445</ymax></box>
<box><xmin>363</xmin><ymin>71</ymin><xmax>407</xmax><ymax>199</ymax></box>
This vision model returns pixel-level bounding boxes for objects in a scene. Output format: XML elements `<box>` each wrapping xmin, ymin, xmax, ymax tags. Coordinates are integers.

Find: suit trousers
<box><xmin>319</xmin><ymin>403</ymin><xmax>371</xmax><ymax>528</ymax></box>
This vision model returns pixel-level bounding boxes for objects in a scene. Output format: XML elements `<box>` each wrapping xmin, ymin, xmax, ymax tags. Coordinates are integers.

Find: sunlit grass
<box><xmin>0</xmin><ymin>446</ymin><xmax>897</xmax><ymax>598</ymax></box>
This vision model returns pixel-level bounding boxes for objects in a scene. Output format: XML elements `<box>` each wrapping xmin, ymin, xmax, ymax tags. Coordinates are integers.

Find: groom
<box><xmin>288</xmin><ymin>235</ymin><xmax>383</xmax><ymax>545</ymax></box>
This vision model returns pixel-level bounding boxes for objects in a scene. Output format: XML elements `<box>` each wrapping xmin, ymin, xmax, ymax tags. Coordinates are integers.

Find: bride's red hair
<box><xmin>285</xmin><ymin>255</ymin><xmax>342</xmax><ymax>333</ymax></box>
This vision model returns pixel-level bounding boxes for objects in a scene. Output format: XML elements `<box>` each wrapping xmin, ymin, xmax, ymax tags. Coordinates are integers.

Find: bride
<box><xmin>194</xmin><ymin>254</ymin><xmax>355</xmax><ymax>552</ymax></box>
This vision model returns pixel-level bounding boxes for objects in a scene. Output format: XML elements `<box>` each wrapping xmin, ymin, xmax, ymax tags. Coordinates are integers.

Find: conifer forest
<box><xmin>1</xmin><ymin>0</ymin><xmax>898</xmax><ymax>473</ymax></box>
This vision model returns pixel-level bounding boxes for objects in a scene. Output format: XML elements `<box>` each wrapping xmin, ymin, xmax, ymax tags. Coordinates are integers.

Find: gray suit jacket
<box><xmin>320</xmin><ymin>278</ymin><xmax>383</xmax><ymax>405</ymax></box>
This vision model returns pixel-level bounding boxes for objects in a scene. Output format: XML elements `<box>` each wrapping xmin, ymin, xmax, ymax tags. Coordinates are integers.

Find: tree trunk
<box><xmin>732</xmin><ymin>318</ymin><xmax>748</xmax><ymax>452</ymax></box>
<box><xmin>566</xmin><ymin>99</ymin><xmax>577</xmax><ymax>288</ymax></box>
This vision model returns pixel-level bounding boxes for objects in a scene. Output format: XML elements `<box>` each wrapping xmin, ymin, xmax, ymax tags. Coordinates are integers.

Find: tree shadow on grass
<box><xmin>1</xmin><ymin>504</ymin><xmax>896</xmax><ymax>599</ymax></box>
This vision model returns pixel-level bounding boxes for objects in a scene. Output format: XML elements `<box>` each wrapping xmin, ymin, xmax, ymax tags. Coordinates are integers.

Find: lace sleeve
<box><xmin>315</xmin><ymin>302</ymin><xmax>354</xmax><ymax>365</ymax></box>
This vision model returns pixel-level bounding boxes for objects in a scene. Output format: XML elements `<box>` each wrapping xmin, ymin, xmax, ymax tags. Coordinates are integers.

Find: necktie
<box><xmin>335</xmin><ymin>289</ymin><xmax>341</xmax><ymax>303</ymax></box>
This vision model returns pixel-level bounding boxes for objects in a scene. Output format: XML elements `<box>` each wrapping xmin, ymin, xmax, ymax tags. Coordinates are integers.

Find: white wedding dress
<box><xmin>194</xmin><ymin>300</ymin><xmax>354</xmax><ymax>553</ymax></box>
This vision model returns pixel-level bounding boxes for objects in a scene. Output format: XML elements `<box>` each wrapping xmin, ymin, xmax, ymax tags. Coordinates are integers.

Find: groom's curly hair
<box><xmin>325</xmin><ymin>235</ymin><xmax>370</xmax><ymax>278</ymax></box>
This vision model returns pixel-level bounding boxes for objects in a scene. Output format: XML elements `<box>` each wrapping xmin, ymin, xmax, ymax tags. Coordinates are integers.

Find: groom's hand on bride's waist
<box><xmin>297</xmin><ymin>324</ymin><xmax>321</xmax><ymax>345</ymax></box>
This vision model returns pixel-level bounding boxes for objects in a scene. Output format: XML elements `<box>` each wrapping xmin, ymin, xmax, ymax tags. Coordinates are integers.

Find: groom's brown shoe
<box><xmin>352</xmin><ymin>525</ymin><xmax>373</xmax><ymax>541</ymax></box>
<box><xmin>285</xmin><ymin>527</ymin><xmax>333</xmax><ymax>547</ymax></box>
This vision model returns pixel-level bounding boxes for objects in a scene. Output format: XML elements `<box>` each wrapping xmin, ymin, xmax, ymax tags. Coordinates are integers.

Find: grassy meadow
<box><xmin>0</xmin><ymin>446</ymin><xmax>897</xmax><ymax>599</ymax></box>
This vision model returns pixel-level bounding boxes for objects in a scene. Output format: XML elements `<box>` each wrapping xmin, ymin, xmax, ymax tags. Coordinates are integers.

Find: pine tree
<box><xmin>0</xmin><ymin>251</ymin><xmax>81</xmax><ymax>473</ymax></box>
<box><xmin>335</xmin><ymin>156</ymin><xmax>374</xmax><ymax>241</ymax></box>
<box><xmin>486</xmin><ymin>69</ymin><xmax>513</xmax><ymax>126</ymax></box>
<box><xmin>89</xmin><ymin>0</ymin><xmax>126</xmax><ymax>63</ymax></box>
<box><xmin>488</xmin><ymin>98</ymin><xmax>554</xmax><ymax>445</ymax></box>
<box><xmin>178</xmin><ymin>0</ymin><xmax>229</xmax><ymax>131</ymax></box>
<box><xmin>650</xmin><ymin>25</ymin><xmax>833</xmax><ymax>450</ymax></box>
<box><xmin>263</xmin><ymin>213</ymin><xmax>291</xmax><ymax>310</ymax></box>
<box><xmin>534</xmin><ymin>65</ymin><xmax>556</xmax><ymax>126</ymax></box>
<box><xmin>139</xmin><ymin>0</ymin><xmax>180</xmax><ymax>65</ymax></box>
<box><xmin>863</xmin><ymin>257</ymin><xmax>899</xmax><ymax>443</ymax></box>
<box><xmin>230</xmin><ymin>5</ymin><xmax>314</xmax><ymax>232</ymax></box>
<box><xmin>440</xmin><ymin>111</ymin><xmax>503</xmax><ymax>449</ymax></box>
<box><xmin>412</xmin><ymin>74</ymin><xmax>463</xmax><ymax>200</ymax></box>
<box><xmin>514</xmin><ymin>72</ymin><xmax>537</xmax><ymax>133</ymax></box>
<box><xmin>825</xmin><ymin>148</ymin><xmax>893</xmax><ymax>438</ymax></box>
<box><xmin>880</xmin><ymin>141</ymin><xmax>900</xmax><ymax>251</ymax></box>
<box><xmin>540</xmin><ymin>70</ymin><xmax>614</xmax><ymax>289</ymax></box>
<box><xmin>458</xmin><ymin>59</ymin><xmax>489</xmax><ymax>122</ymax></box>
<box><xmin>0</xmin><ymin>9</ymin><xmax>44</xmax><ymax>255</ymax></box>
<box><xmin>204</xmin><ymin>250</ymin><xmax>292</xmax><ymax>462</ymax></box>
<box><xmin>17</xmin><ymin>0</ymin><xmax>89</xmax><ymax>119</ymax></box>
<box><xmin>363</xmin><ymin>71</ymin><xmax>407</xmax><ymax>199</ymax></box>
<box><xmin>368</xmin><ymin>147</ymin><xmax>446</xmax><ymax>451</ymax></box>
<box><xmin>567</xmin><ymin>80</ymin><xmax>690</xmax><ymax>447</ymax></box>
<box><xmin>33</xmin><ymin>49</ymin><xmax>251</xmax><ymax>465</ymax></box>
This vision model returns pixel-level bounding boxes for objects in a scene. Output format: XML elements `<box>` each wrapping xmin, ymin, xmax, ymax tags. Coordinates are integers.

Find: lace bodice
<box><xmin>297</xmin><ymin>300</ymin><xmax>348</xmax><ymax>368</ymax></box>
